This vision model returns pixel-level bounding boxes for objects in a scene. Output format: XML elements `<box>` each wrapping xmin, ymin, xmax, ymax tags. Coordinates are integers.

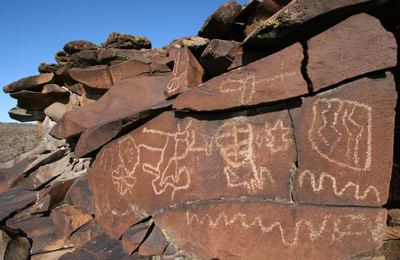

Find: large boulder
<box><xmin>63</xmin><ymin>40</ymin><xmax>100</xmax><ymax>54</ymax></box>
<box><xmin>198</xmin><ymin>0</ymin><xmax>242</xmax><ymax>40</ymax></box>
<box><xmin>3</xmin><ymin>73</ymin><xmax>54</xmax><ymax>93</ymax></box>
<box><xmin>102</xmin><ymin>32</ymin><xmax>151</xmax><ymax>50</ymax></box>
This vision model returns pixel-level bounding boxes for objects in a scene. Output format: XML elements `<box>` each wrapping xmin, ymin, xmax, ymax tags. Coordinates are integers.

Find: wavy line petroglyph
<box><xmin>215</xmin><ymin>119</ymin><xmax>274</xmax><ymax>193</ymax></box>
<box><xmin>219</xmin><ymin>72</ymin><xmax>297</xmax><ymax>105</ymax></box>
<box><xmin>308</xmin><ymin>98</ymin><xmax>372</xmax><ymax>171</ymax></box>
<box><xmin>186</xmin><ymin>210</ymin><xmax>381</xmax><ymax>247</ymax></box>
<box><xmin>166</xmin><ymin>51</ymin><xmax>188</xmax><ymax>93</ymax></box>
<box><xmin>297</xmin><ymin>170</ymin><xmax>380</xmax><ymax>202</ymax></box>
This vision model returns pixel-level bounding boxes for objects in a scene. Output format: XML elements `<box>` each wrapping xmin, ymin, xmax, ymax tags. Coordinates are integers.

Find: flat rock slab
<box><xmin>154</xmin><ymin>201</ymin><xmax>387</xmax><ymax>260</ymax></box>
<box><xmin>108</xmin><ymin>57</ymin><xmax>152</xmax><ymax>84</ymax></box>
<box><xmin>290</xmin><ymin>73</ymin><xmax>397</xmax><ymax>206</ymax></box>
<box><xmin>89</xmin><ymin>105</ymin><xmax>296</xmax><ymax>226</ymax></box>
<box><xmin>164</xmin><ymin>47</ymin><xmax>204</xmax><ymax>99</ymax></box>
<box><xmin>69</xmin><ymin>65</ymin><xmax>113</xmax><ymax>91</ymax></box>
<box><xmin>50</xmin><ymin>205</ymin><xmax>93</xmax><ymax>237</ymax></box>
<box><xmin>73</xmin><ymin>100</ymin><xmax>173</xmax><ymax>158</ymax></box>
<box><xmin>307</xmin><ymin>13</ymin><xmax>397</xmax><ymax>91</ymax></box>
<box><xmin>10</xmin><ymin>90</ymin><xmax>69</xmax><ymax>110</ymax></box>
<box><xmin>64</xmin><ymin>174</ymin><xmax>95</xmax><ymax>215</ymax></box>
<box><xmin>0</xmin><ymin>186</ymin><xmax>38</xmax><ymax>222</ymax></box>
<box><xmin>3</xmin><ymin>73</ymin><xmax>54</xmax><ymax>93</ymax></box>
<box><xmin>174</xmin><ymin>43</ymin><xmax>307</xmax><ymax>111</ymax></box>
<box><xmin>51</xmin><ymin>73</ymin><xmax>170</xmax><ymax>139</ymax></box>
<box><xmin>8</xmin><ymin>107</ymin><xmax>46</xmax><ymax>122</ymax></box>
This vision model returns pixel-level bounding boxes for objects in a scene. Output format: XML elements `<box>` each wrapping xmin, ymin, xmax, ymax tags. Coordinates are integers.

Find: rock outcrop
<box><xmin>1</xmin><ymin>0</ymin><xmax>399</xmax><ymax>259</ymax></box>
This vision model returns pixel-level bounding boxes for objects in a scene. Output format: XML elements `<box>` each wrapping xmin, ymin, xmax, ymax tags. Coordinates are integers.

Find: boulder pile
<box><xmin>1</xmin><ymin>0</ymin><xmax>400</xmax><ymax>259</ymax></box>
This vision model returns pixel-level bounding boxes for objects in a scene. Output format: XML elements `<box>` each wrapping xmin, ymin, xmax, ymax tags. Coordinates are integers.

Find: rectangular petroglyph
<box><xmin>291</xmin><ymin>73</ymin><xmax>397</xmax><ymax>206</ymax></box>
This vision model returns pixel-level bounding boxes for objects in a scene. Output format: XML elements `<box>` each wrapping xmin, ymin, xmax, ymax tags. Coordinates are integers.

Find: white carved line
<box><xmin>166</xmin><ymin>51</ymin><xmax>188</xmax><ymax>93</ymax></box>
<box><xmin>298</xmin><ymin>170</ymin><xmax>380</xmax><ymax>202</ymax></box>
<box><xmin>186</xmin><ymin>210</ymin><xmax>380</xmax><ymax>247</ymax></box>
<box><xmin>309</xmin><ymin>98</ymin><xmax>372</xmax><ymax>171</ymax></box>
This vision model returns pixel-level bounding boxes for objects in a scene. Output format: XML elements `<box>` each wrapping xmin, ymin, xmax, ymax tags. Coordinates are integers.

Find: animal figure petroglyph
<box><xmin>186</xmin><ymin>210</ymin><xmax>384</xmax><ymax>247</ymax></box>
<box><xmin>309</xmin><ymin>98</ymin><xmax>372</xmax><ymax>171</ymax></box>
<box><xmin>297</xmin><ymin>170</ymin><xmax>381</xmax><ymax>202</ymax></box>
<box><xmin>219</xmin><ymin>72</ymin><xmax>297</xmax><ymax>105</ymax></box>
<box><xmin>141</xmin><ymin>120</ymin><xmax>209</xmax><ymax>200</ymax></box>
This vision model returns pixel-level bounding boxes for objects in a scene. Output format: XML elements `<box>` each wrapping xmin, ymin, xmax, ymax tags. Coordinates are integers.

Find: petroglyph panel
<box><xmin>173</xmin><ymin>43</ymin><xmax>308</xmax><ymax>111</ymax></box>
<box><xmin>291</xmin><ymin>73</ymin><xmax>397</xmax><ymax>206</ymax></box>
<box><xmin>154</xmin><ymin>201</ymin><xmax>386</xmax><ymax>260</ymax></box>
<box><xmin>89</xmin><ymin>104</ymin><xmax>296</xmax><ymax>214</ymax></box>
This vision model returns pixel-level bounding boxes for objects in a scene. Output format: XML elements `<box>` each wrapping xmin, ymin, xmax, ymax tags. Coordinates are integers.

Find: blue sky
<box><xmin>0</xmin><ymin>0</ymin><xmax>247</xmax><ymax>122</ymax></box>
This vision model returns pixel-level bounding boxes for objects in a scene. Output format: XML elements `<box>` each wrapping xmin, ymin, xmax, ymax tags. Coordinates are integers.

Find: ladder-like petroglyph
<box><xmin>308</xmin><ymin>98</ymin><xmax>372</xmax><ymax>171</ymax></box>
<box><xmin>297</xmin><ymin>170</ymin><xmax>381</xmax><ymax>202</ymax></box>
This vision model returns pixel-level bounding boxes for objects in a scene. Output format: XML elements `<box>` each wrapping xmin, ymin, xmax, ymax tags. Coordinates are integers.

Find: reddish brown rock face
<box><xmin>89</xmin><ymin>105</ymin><xmax>296</xmax><ymax>218</ymax></box>
<box><xmin>51</xmin><ymin>73</ymin><xmax>170</xmax><ymax>139</ymax></box>
<box><xmin>164</xmin><ymin>47</ymin><xmax>204</xmax><ymax>99</ymax></box>
<box><xmin>69</xmin><ymin>65</ymin><xmax>113</xmax><ymax>91</ymax></box>
<box><xmin>154</xmin><ymin>201</ymin><xmax>387</xmax><ymax>260</ymax></box>
<box><xmin>3</xmin><ymin>73</ymin><xmax>54</xmax><ymax>93</ymax></box>
<box><xmin>173</xmin><ymin>43</ymin><xmax>307</xmax><ymax>111</ymax></box>
<box><xmin>307</xmin><ymin>13</ymin><xmax>397</xmax><ymax>91</ymax></box>
<box><xmin>291</xmin><ymin>73</ymin><xmax>397</xmax><ymax>206</ymax></box>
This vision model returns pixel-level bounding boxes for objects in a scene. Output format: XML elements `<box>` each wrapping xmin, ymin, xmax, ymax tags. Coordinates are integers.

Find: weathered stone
<box><xmin>60</xmin><ymin>233</ymin><xmax>141</xmax><ymax>260</ymax></box>
<box><xmin>44</xmin><ymin>93</ymin><xmax>81</xmax><ymax>122</ymax></box>
<box><xmin>102</xmin><ymin>32</ymin><xmax>151</xmax><ymax>49</ymax></box>
<box><xmin>11</xmin><ymin>216</ymin><xmax>66</xmax><ymax>255</ymax></box>
<box><xmin>24</xmin><ymin>154</ymin><xmax>70</xmax><ymax>190</ymax></box>
<box><xmin>235</xmin><ymin>0</ymin><xmax>260</xmax><ymax>24</ymax></box>
<box><xmin>307</xmin><ymin>13</ymin><xmax>397</xmax><ymax>92</ymax></box>
<box><xmin>63</xmin><ymin>40</ymin><xmax>100</xmax><ymax>54</ymax></box>
<box><xmin>199</xmin><ymin>39</ymin><xmax>239</xmax><ymax>76</ymax></box>
<box><xmin>228</xmin><ymin>50</ymin><xmax>270</xmax><ymax>70</ymax></box>
<box><xmin>174</xmin><ymin>43</ymin><xmax>307</xmax><ymax>111</ymax></box>
<box><xmin>3</xmin><ymin>73</ymin><xmax>54</xmax><ymax>93</ymax></box>
<box><xmin>80</xmin><ymin>91</ymin><xmax>102</xmax><ymax>106</ymax></box>
<box><xmin>198</xmin><ymin>0</ymin><xmax>242</xmax><ymax>39</ymax></box>
<box><xmin>384</xmin><ymin>209</ymin><xmax>400</xmax><ymax>240</ymax></box>
<box><xmin>0</xmin><ymin>228</ymin><xmax>30</xmax><ymax>260</ymax></box>
<box><xmin>7</xmin><ymin>148</ymin><xmax>67</xmax><ymax>188</ymax></box>
<box><xmin>244</xmin><ymin>0</ymin><xmax>291</xmax><ymax>36</ymax></box>
<box><xmin>291</xmin><ymin>73</ymin><xmax>397</xmax><ymax>206</ymax></box>
<box><xmin>67</xmin><ymin>49</ymin><xmax>99</xmax><ymax>68</ymax></box>
<box><xmin>63</xmin><ymin>81</ymin><xmax>85</xmax><ymax>95</ymax></box>
<box><xmin>69</xmin><ymin>220</ymin><xmax>103</xmax><ymax>248</ymax></box>
<box><xmin>69</xmin><ymin>65</ymin><xmax>113</xmax><ymax>91</ymax></box>
<box><xmin>108</xmin><ymin>57</ymin><xmax>151</xmax><ymax>83</ymax></box>
<box><xmin>51</xmin><ymin>73</ymin><xmax>170</xmax><ymax>139</ymax></box>
<box><xmin>243</xmin><ymin>0</ymin><xmax>392</xmax><ymax>49</ymax></box>
<box><xmin>74</xmin><ymin>100</ymin><xmax>173</xmax><ymax>158</ymax></box>
<box><xmin>37</xmin><ymin>116</ymin><xmax>58</xmax><ymax>142</ymax></box>
<box><xmin>122</xmin><ymin>222</ymin><xmax>151</xmax><ymax>255</ymax></box>
<box><xmin>50</xmin><ymin>205</ymin><xmax>93</xmax><ymax>237</ymax></box>
<box><xmin>63</xmin><ymin>174</ymin><xmax>95</xmax><ymax>214</ymax></box>
<box><xmin>164</xmin><ymin>47</ymin><xmax>204</xmax><ymax>99</ymax></box>
<box><xmin>169</xmin><ymin>36</ymin><xmax>210</xmax><ymax>59</ymax></box>
<box><xmin>138</xmin><ymin>225</ymin><xmax>169</xmax><ymax>256</ymax></box>
<box><xmin>38</xmin><ymin>62</ymin><xmax>64</xmax><ymax>74</ymax></box>
<box><xmin>8</xmin><ymin>107</ymin><xmax>46</xmax><ymax>122</ymax></box>
<box><xmin>55</xmin><ymin>51</ymin><xmax>70</xmax><ymax>65</ymax></box>
<box><xmin>10</xmin><ymin>89</ymin><xmax>69</xmax><ymax>110</ymax></box>
<box><xmin>154</xmin><ymin>201</ymin><xmax>386</xmax><ymax>260</ymax></box>
<box><xmin>89</xmin><ymin>106</ymin><xmax>295</xmax><ymax>217</ymax></box>
<box><xmin>30</xmin><ymin>249</ymin><xmax>74</xmax><ymax>260</ymax></box>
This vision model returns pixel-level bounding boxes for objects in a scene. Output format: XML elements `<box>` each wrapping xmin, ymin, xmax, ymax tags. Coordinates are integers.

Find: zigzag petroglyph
<box><xmin>309</xmin><ymin>98</ymin><xmax>372</xmax><ymax>171</ymax></box>
<box><xmin>186</xmin><ymin>210</ymin><xmax>381</xmax><ymax>247</ymax></box>
<box><xmin>298</xmin><ymin>170</ymin><xmax>380</xmax><ymax>202</ymax></box>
